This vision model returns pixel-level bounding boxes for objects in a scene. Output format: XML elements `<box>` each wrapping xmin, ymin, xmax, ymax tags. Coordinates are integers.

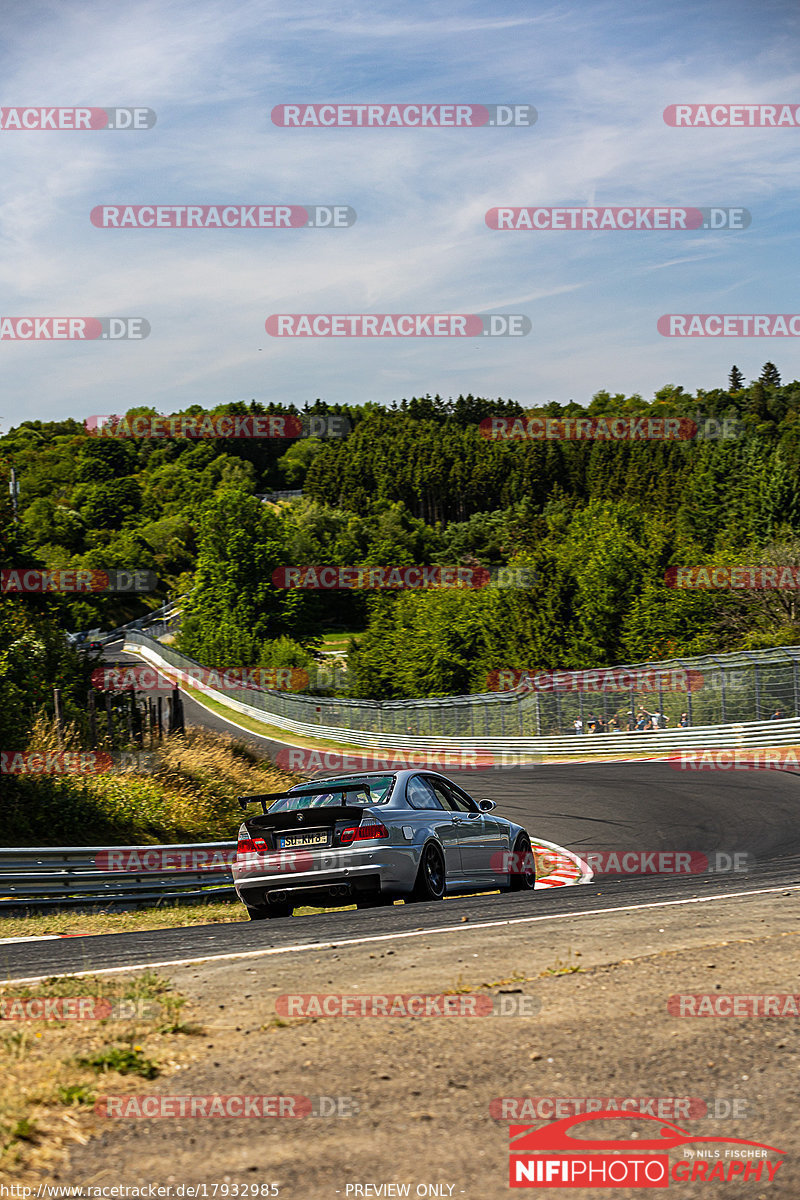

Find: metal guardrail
<box><xmin>126</xmin><ymin>633</ymin><xmax>800</xmax><ymax>757</ymax></box>
<box><xmin>0</xmin><ymin>843</ymin><xmax>237</xmax><ymax>911</ymax></box>
<box><xmin>255</xmin><ymin>490</ymin><xmax>303</xmax><ymax>503</ymax></box>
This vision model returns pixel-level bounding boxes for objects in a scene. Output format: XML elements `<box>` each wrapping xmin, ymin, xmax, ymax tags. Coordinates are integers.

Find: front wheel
<box><xmin>509</xmin><ymin>833</ymin><xmax>537</xmax><ymax>891</ymax></box>
<box><xmin>408</xmin><ymin>842</ymin><xmax>446</xmax><ymax>902</ymax></box>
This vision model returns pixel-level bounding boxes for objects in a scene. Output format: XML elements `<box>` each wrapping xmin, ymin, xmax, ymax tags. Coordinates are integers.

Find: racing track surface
<box><xmin>3</xmin><ymin>644</ymin><xmax>799</xmax><ymax>982</ymax></box>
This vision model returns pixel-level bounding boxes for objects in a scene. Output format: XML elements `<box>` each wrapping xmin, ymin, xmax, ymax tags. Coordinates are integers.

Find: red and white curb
<box><xmin>532</xmin><ymin>839</ymin><xmax>592</xmax><ymax>888</ymax></box>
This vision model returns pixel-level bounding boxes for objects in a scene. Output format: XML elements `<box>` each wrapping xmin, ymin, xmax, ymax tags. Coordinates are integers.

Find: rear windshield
<box><xmin>269</xmin><ymin>776</ymin><xmax>395</xmax><ymax>811</ymax></box>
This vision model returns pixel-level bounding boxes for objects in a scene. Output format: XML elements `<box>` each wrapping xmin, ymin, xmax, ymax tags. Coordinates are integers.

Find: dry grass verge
<box><xmin>2</xmin><ymin>724</ymin><xmax>299</xmax><ymax>846</ymax></box>
<box><xmin>0</xmin><ymin>972</ymin><xmax>202</xmax><ymax>1181</ymax></box>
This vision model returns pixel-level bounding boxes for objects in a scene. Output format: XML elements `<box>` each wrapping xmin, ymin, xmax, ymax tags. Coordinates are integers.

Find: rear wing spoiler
<box><xmin>238</xmin><ymin>782</ymin><xmax>382</xmax><ymax>815</ymax></box>
<box><xmin>238</xmin><ymin>792</ymin><xmax>292</xmax><ymax>815</ymax></box>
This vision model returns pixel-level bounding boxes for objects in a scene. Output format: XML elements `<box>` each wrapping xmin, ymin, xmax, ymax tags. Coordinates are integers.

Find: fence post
<box><xmin>104</xmin><ymin>692</ymin><xmax>115</xmax><ymax>747</ymax></box>
<box><xmin>753</xmin><ymin>664</ymin><xmax>761</xmax><ymax>721</ymax></box>
<box><xmin>169</xmin><ymin>686</ymin><xmax>185</xmax><ymax>735</ymax></box>
<box><xmin>53</xmin><ymin>688</ymin><xmax>64</xmax><ymax>749</ymax></box>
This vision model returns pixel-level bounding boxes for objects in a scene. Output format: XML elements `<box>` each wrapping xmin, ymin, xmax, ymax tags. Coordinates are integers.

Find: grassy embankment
<box><xmin>0</xmin><ymin>721</ymin><xmax>298</xmax><ymax>935</ymax></box>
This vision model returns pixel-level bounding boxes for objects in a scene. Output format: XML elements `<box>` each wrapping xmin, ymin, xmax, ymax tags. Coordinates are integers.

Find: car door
<box><xmin>404</xmin><ymin>774</ymin><xmax>463</xmax><ymax>880</ymax></box>
<box><xmin>425</xmin><ymin>778</ymin><xmax>489</xmax><ymax>880</ymax></box>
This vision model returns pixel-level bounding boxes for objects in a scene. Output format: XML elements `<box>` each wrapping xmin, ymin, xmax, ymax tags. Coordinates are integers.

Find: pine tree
<box><xmin>760</xmin><ymin>362</ymin><xmax>781</xmax><ymax>386</ymax></box>
<box><xmin>728</xmin><ymin>365</ymin><xmax>744</xmax><ymax>391</ymax></box>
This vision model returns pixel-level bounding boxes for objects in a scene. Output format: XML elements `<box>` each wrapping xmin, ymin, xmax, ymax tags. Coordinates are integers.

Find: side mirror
<box><xmin>478</xmin><ymin>798</ymin><xmax>497</xmax><ymax>812</ymax></box>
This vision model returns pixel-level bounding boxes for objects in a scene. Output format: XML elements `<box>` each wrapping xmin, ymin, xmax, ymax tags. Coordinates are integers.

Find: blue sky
<box><xmin>1</xmin><ymin>0</ymin><xmax>799</xmax><ymax>426</ymax></box>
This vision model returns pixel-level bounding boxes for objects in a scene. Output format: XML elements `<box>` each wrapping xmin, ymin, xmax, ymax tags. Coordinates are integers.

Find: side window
<box><xmin>406</xmin><ymin>776</ymin><xmax>444</xmax><ymax>810</ymax></box>
<box><xmin>427</xmin><ymin>779</ymin><xmax>478</xmax><ymax>813</ymax></box>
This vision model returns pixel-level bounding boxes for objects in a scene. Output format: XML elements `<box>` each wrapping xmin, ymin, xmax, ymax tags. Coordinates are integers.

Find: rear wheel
<box><xmin>408</xmin><ymin>842</ymin><xmax>446</xmax><ymax>902</ymax></box>
<box><xmin>509</xmin><ymin>833</ymin><xmax>537</xmax><ymax>891</ymax></box>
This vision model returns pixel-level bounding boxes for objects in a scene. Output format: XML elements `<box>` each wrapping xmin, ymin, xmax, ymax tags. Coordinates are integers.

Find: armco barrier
<box><xmin>0</xmin><ymin>839</ymin><xmax>590</xmax><ymax>911</ymax></box>
<box><xmin>0</xmin><ymin>843</ymin><xmax>237</xmax><ymax>910</ymax></box>
<box><xmin>124</xmin><ymin>634</ymin><xmax>800</xmax><ymax>759</ymax></box>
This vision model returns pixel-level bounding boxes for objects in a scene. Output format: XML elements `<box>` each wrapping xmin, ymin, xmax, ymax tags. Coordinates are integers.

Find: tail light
<box><xmin>340</xmin><ymin>819</ymin><xmax>389</xmax><ymax>845</ymax></box>
<box><xmin>237</xmin><ymin>835</ymin><xmax>268</xmax><ymax>856</ymax></box>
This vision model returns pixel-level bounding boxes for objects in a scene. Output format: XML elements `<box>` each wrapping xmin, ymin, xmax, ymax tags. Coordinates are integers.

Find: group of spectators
<box><xmin>572</xmin><ymin>708</ymin><xmax>688</xmax><ymax>734</ymax></box>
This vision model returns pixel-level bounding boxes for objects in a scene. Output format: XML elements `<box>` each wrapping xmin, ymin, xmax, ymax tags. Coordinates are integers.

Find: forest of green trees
<box><xmin>2</xmin><ymin>365</ymin><xmax>800</xmax><ymax>747</ymax></box>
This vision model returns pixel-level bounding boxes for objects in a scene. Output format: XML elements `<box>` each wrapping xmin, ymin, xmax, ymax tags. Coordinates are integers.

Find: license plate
<box><xmin>278</xmin><ymin>831</ymin><xmax>329</xmax><ymax>849</ymax></box>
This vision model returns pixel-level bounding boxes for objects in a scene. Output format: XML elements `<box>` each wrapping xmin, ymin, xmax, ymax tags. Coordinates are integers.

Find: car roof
<box><xmin>288</xmin><ymin>769</ymin><xmax>463</xmax><ymax>791</ymax></box>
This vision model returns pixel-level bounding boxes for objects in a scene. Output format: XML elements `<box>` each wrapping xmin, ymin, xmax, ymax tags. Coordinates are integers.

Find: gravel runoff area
<box><xmin>40</xmin><ymin>886</ymin><xmax>800</xmax><ymax>1198</ymax></box>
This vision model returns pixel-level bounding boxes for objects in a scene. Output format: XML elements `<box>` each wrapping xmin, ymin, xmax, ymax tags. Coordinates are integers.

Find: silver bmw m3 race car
<box><xmin>233</xmin><ymin>769</ymin><xmax>537</xmax><ymax>919</ymax></box>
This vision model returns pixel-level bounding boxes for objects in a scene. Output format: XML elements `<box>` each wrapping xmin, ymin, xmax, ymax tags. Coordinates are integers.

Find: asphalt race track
<box><xmin>3</xmin><ymin>644</ymin><xmax>799</xmax><ymax>983</ymax></box>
